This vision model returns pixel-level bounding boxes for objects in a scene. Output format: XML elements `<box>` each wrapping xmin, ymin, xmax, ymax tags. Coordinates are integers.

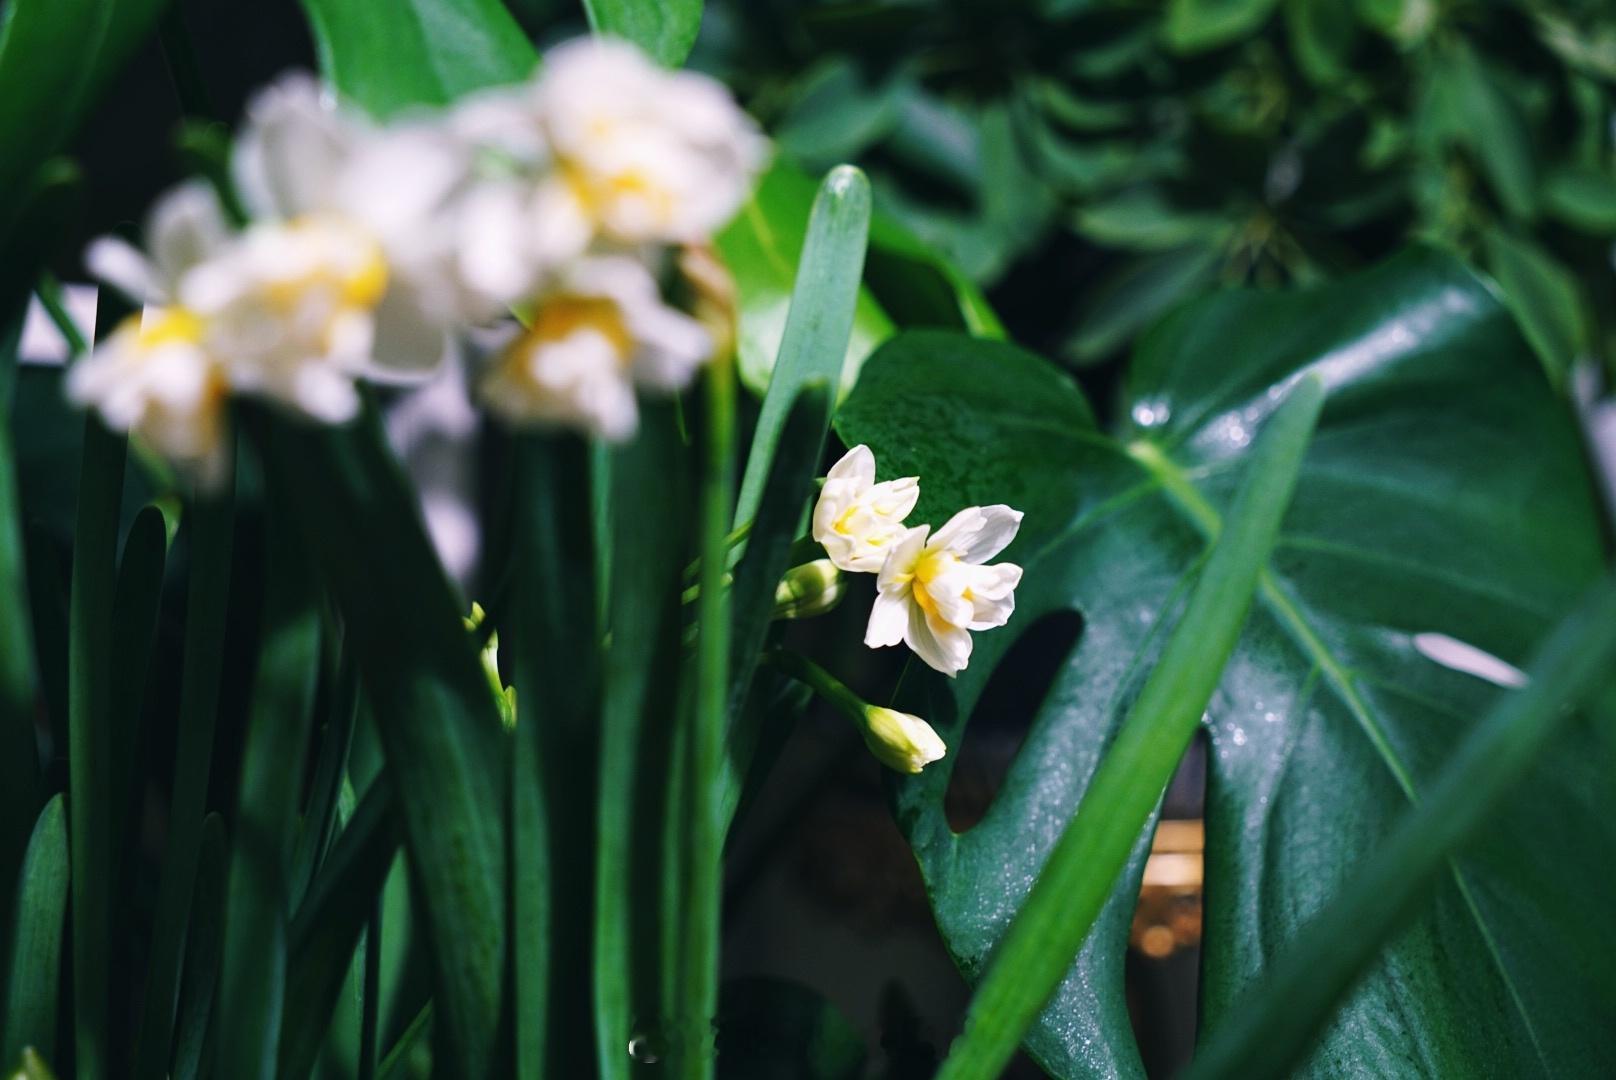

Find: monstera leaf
<box><xmin>834</xmin><ymin>249</ymin><xmax>1613</xmax><ymax>1076</ymax></box>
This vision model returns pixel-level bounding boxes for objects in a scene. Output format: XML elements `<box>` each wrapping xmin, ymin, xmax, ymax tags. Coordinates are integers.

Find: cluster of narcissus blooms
<box><xmin>810</xmin><ymin>444</ymin><xmax>1025</xmax><ymax>772</ymax></box>
<box><xmin>68</xmin><ymin>37</ymin><xmax>768</xmax><ymax>486</ymax></box>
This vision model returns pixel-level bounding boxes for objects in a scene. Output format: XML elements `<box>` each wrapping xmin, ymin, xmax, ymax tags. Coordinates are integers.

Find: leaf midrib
<box><xmin>1127</xmin><ymin>435</ymin><xmax>1555</xmax><ymax>1076</ymax></box>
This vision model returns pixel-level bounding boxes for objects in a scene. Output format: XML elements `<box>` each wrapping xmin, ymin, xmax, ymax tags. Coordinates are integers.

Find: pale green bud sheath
<box><xmin>771</xmin><ymin>558</ymin><xmax>847</xmax><ymax>620</ymax></box>
<box><xmin>766</xmin><ymin>651</ymin><xmax>946</xmax><ymax>774</ymax></box>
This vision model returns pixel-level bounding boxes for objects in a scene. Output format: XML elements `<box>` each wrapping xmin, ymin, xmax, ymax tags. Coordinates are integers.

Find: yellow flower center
<box><xmin>529</xmin><ymin>295</ymin><xmax>634</xmax><ymax>360</ymax></box>
<box><xmin>135</xmin><ymin>307</ymin><xmax>205</xmax><ymax>349</ymax></box>
<box><xmin>563</xmin><ymin>160</ymin><xmax>676</xmax><ymax>230</ymax></box>
<box><xmin>265</xmin><ymin>218</ymin><xmax>390</xmax><ymax>312</ymax></box>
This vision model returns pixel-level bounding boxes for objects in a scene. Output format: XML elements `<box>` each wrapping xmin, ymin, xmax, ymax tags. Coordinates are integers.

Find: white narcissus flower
<box><xmin>66</xmin><ymin>307</ymin><xmax>231</xmax><ymax>488</ymax></box>
<box><xmin>812</xmin><ymin>445</ymin><xmax>920</xmax><ymax>574</ymax></box>
<box><xmin>866</xmin><ymin>506</ymin><xmax>1025</xmax><ymax>676</ymax></box>
<box><xmin>861</xmin><ymin>706</ymin><xmax>947</xmax><ymax>774</ymax></box>
<box><xmin>534</xmin><ymin>38</ymin><xmax>769</xmax><ymax>246</ymax></box>
<box><xmin>232</xmin><ymin>73</ymin><xmax>463</xmax><ymax>375</ymax></box>
<box><xmin>179</xmin><ymin>214</ymin><xmax>390</xmax><ymax>423</ymax></box>
<box><xmin>479</xmin><ymin>256</ymin><xmax>712</xmax><ymax>440</ymax></box>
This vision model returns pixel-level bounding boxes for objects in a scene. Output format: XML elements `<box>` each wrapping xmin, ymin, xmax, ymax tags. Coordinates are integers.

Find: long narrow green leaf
<box><xmin>289</xmin><ymin>652</ymin><xmax>361</xmax><ymax>909</ymax></box>
<box><xmin>377</xmin><ymin>1003</ymin><xmax>433</xmax><ymax>1080</ymax></box>
<box><xmin>509</xmin><ymin>434</ymin><xmax>598</xmax><ymax>1078</ymax></box>
<box><xmin>0</xmin><ymin>163</ymin><xmax>82</xmax><ymax>917</ymax></box>
<box><xmin>735</xmin><ymin>165</ymin><xmax>872</xmax><ymax>526</ymax></box>
<box><xmin>593</xmin><ymin>403</ymin><xmax>690</xmax><ymax>1079</ymax></box>
<box><xmin>215</xmin><ymin>513</ymin><xmax>322</xmax><ymax>1080</ymax></box>
<box><xmin>719</xmin><ymin>383</ymin><xmax>832</xmax><ymax>824</ymax></box>
<box><xmin>257</xmin><ymin>407</ymin><xmax>508</xmax><ymax>1076</ymax></box>
<box><xmin>68</xmin><ymin>413</ymin><xmax>127</xmax><ymax>1080</ymax></box>
<box><xmin>677</xmin><ymin>343</ymin><xmax>738</xmax><ymax>1080</ymax></box>
<box><xmin>0</xmin><ymin>795</ymin><xmax>69</xmax><ymax>1064</ymax></box>
<box><xmin>134</xmin><ymin>479</ymin><xmax>235</xmax><ymax>1080</ymax></box>
<box><xmin>935</xmin><ymin>375</ymin><xmax>1326</xmax><ymax>1080</ymax></box>
<box><xmin>1186</xmin><ymin>573</ymin><xmax>1616</xmax><ymax>1080</ymax></box>
<box><xmin>109</xmin><ymin>503</ymin><xmax>175</xmax><ymax>838</ymax></box>
<box><xmin>171</xmin><ymin>813</ymin><xmax>227</xmax><ymax>1080</ymax></box>
<box><xmin>582</xmin><ymin>0</ymin><xmax>703</xmax><ymax>67</ymax></box>
<box><xmin>280</xmin><ymin>780</ymin><xmax>400</xmax><ymax>1080</ymax></box>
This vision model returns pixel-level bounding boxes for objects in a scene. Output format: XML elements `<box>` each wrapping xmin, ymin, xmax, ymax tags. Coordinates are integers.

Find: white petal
<box><xmin>147</xmin><ymin>181</ymin><xmax>232</xmax><ymax>288</ymax></box>
<box><xmin>865</xmin><ymin>476</ymin><xmax>920</xmax><ymax>521</ymax></box>
<box><xmin>629</xmin><ymin>306</ymin><xmax>712</xmax><ymax>391</ymax></box>
<box><xmin>86</xmin><ymin>237</ymin><xmax>161</xmax><ymax>303</ymax></box>
<box><xmin>864</xmin><ymin>590</ymin><xmax>909</xmax><ymax>649</ymax></box>
<box><xmin>929</xmin><ymin>505</ymin><xmax>985</xmax><ymax>555</ymax></box>
<box><xmin>233</xmin><ymin>73</ymin><xmax>358</xmax><ymax>219</ymax></box>
<box><xmin>905</xmin><ymin>601</ymin><xmax>971</xmax><ymax>677</ymax></box>
<box><xmin>876</xmin><ymin>525</ymin><xmax>928</xmax><ymax>591</ymax></box>
<box><xmin>957</xmin><ymin>505</ymin><xmax>1024</xmax><ymax>564</ymax></box>
<box><xmin>965</xmin><ymin>562</ymin><xmax>1022</xmax><ymax>630</ymax></box>
<box><xmin>826</xmin><ymin>444</ymin><xmax>876</xmax><ymax>488</ymax></box>
<box><xmin>811</xmin><ymin>479</ymin><xmax>855</xmax><ymax>551</ymax></box>
<box><xmin>365</xmin><ymin>282</ymin><xmax>452</xmax><ymax>383</ymax></box>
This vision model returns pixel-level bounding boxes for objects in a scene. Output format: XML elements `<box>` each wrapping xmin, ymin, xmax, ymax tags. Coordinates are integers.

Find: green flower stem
<box><xmin>764</xmin><ymin>650</ymin><xmax>867</xmax><ymax>723</ymax></box>
<box><xmin>1185</xmin><ymin>572</ymin><xmax>1616</xmax><ymax>1080</ymax></box>
<box><xmin>935</xmin><ymin>375</ymin><xmax>1325</xmax><ymax>1080</ymax></box>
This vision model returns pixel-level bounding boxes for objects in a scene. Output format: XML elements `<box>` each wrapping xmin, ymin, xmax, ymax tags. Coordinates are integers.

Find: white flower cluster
<box><xmin>812</xmin><ymin>445</ymin><xmax>1024</xmax><ymax>677</ymax></box>
<box><xmin>68</xmin><ymin>38</ymin><xmax>768</xmax><ymax>486</ymax></box>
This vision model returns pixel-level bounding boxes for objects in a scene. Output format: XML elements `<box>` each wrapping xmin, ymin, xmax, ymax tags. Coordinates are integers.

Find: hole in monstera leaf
<box><xmin>943</xmin><ymin>608</ymin><xmax>1084</xmax><ymax>833</ymax></box>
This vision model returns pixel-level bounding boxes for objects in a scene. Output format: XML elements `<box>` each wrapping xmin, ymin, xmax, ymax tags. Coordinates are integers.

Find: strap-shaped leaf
<box><xmin>1</xmin><ymin>795</ymin><xmax>69</xmax><ymax>1065</ymax></box>
<box><xmin>835</xmin><ymin>249</ymin><xmax>1612</xmax><ymax>1076</ymax></box>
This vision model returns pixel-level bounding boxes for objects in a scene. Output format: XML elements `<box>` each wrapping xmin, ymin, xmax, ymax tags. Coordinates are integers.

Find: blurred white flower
<box><xmin>860</xmin><ymin>706</ymin><xmax>947</xmax><ymax>774</ymax></box>
<box><xmin>865</xmin><ymin>506</ymin><xmax>1025</xmax><ymax>676</ymax></box>
<box><xmin>66</xmin><ymin>307</ymin><xmax>231</xmax><ymax>488</ymax></box>
<box><xmin>812</xmin><ymin>445</ymin><xmax>920</xmax><ymax>573</ymax></box>
<box><xmin>440</xmin><ymin>38</ymin><xmax>767</xmax><ymax>306</ymax></box>
<box><xmin>233</xmin><ymin>73</ymin><xmax>463</xmax><ymax>374</ymax></box>
<box><xmin>535</xmin><ymin>38</ymin><xmax>768</xmax><ymax>246</ymax></box>
<box><xmin>179</xmin><ymin>214</ymin><xmax>390</xmax><ymax>423</ymax></box>
<box><xmin>85</xmin><ymin>180</ymin><xmax>234</xmax><ymax>305</ymax></box>
<box><xmin>479</xmin><ymin>255</ymin><xmax>711</xmax><ymax>440</ymax></box>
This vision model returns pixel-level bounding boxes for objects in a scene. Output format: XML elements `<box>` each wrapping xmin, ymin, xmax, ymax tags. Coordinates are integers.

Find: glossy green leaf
<box><xmin>299</xmin><ymin>0</ymin><xmax>536</xmax><ymax>117</ymax></box>
<box><xmin>0</xmin><ymin>0</ymin><xmax>168</xmax><ymax>238</ymax></box>
<box><xmin>214</xmin><ymin>514</ymin><xmax>322</xmax><ymax>1080</ymax></box>
<box><xmin>1</xmin><ymin>795</ymin><xmax>69</xmax><ymax>1065</ymax></box>
<box><xmin>1432</xmin><ymin>42</ymin><xmax>1537</xmax><ymax>220</ymax></box>
<box><xmin>1165</xmin><ymin>0</ymin><xmax>1282</xmax><ymax>54</ymax></box>
<box><xmin>736</xmin><ymin>165</ymin><xmax>870</xmax><ymax>525</ymax></box>
<box><xmin>936</xmin><ymin>377</ymin><xmax>1323</xmax><ymax>1080</ymax></box>
<box><xmin>583</xmin><ymin>0</ymin><xmax>702</xmax><ymax>68</ymax></box>
<box><xmin>716</xmin><ymin>162</ymin><xmax>894</xmax><ymax>399</ymax></box>
<box><xmin>1187</xmin><ymin>574</ymin><xmax>1616</xmax><ymax>1080</ymax></box>
<box><xmin>864</xmin><ymin>214</ymin><xmax>1004</xmax><ymax>339</ymax></box>
<box><xmin>836</xmin><ymin>249</ymin><xmax>1611</xmax><ymax>1076</ymax></box>
<box><xmin>257</xmin><ymin>408</ymin><xmax>508</xmax><ymax>1076</ymax></box>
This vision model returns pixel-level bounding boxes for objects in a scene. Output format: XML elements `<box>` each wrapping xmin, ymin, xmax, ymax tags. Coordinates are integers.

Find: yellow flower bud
<box><xmin>860</xmin><ymin>706</ymin><xmax>947</xmax><ymax>775</ymax></box>
<box><xmin>772</xmin><ymin>558</ymin><xmax>846</xmax><ymax>620</ymax></box>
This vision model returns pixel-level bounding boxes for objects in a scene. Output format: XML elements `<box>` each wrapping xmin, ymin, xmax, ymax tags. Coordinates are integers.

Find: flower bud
<box><xmin>860</xmin><ymin>706</ymin><xmax>947</xmax><ymax>774</ymax></box>
<box><xmin>772</xmin><ymin>558</ymin><xmax>846</xmax><ymax>620</ymax></box>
